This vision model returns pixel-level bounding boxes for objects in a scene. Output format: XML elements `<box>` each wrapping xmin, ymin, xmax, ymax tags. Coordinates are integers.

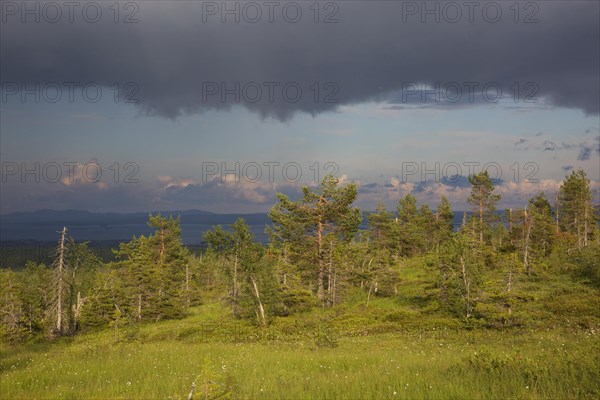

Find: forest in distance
<box><xmin>1</xmin><ymin>168</ymin><xmax>599</xmax><ymax>399</ymax></box>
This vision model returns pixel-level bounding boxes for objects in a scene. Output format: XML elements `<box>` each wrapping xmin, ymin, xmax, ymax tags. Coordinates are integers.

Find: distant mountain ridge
<box><xmin>1</xmin><ymin>209</ymin><xmax>271</xmax><ymax>244</ymax></box>
<box><xmin>1</xmin><ymin>209</ymin><xmax>216</xmax><ymax>225</ymax></box>
<box><xmin>1</xmin><ymin>208</ymin><xmax>476</xmax><ymax>244</ymax></box>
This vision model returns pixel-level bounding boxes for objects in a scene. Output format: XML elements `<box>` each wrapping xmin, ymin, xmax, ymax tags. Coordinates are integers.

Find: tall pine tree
<box><xmin>269</xmin><ymin>174</ymin><xmax>361</xmax><ymax>305</ymax></box>
<box><xmin>557</xmin><ymin>169</ymin><xmax>596</xmax><ymax>249</ymax></box>
<box><xmin>467</xmin><ymin>171</ymin><xmax>501</xmax><ymax>244</ymax></box>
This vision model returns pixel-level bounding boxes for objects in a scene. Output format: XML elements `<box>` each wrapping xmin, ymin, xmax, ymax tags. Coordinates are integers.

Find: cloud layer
<box><xmin>2</xmin><ymin>1</ymin><xmax>598</xmax><ymax>120</ymax></box>
<box><xmin>4</xmin><ymin>170</ymin><xmax>596</xmax><ymax>214</ymax></box>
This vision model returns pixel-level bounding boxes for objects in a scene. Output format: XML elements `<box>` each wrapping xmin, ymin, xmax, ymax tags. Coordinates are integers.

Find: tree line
<box><xmin>1</xmin><ymin>169</ymin><xmax>598</xmax><ymax>342</ymax></box>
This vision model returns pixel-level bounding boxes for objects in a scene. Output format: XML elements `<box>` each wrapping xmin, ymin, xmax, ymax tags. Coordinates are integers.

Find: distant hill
<box><xmin>0</xmin><ymin>209</ymin><xmax>271</xmax><ymax>244</ymax></box>
<box><xmin>0</xmin><ymin>208</ymin><xmax>484</xmax><ymax>245</ymax></box>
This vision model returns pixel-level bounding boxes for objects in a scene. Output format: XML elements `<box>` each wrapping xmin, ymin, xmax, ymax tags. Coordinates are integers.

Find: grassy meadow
<box><xmin>2</xmin><ymin>260</ymin><xmax>599</xmax><ymax>399</ymax></box>
<box><xmin>1</xmin><ymin>327</ymin><xmax>598</xmax><ymax>399</ymax></box>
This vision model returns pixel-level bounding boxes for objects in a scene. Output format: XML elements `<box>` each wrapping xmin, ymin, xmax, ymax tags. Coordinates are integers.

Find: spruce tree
<box><xmin>19</xmin><ymin>262</ymin><xmax>52</xmax><ymax>335</ymax></box>
<box><xmin>0</xmin><ymin>269</ymin><xmax>27</xmax><ymax>343</ymax></box>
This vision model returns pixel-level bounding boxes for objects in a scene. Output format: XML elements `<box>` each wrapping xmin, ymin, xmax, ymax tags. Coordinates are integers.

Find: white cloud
<box><xmin>60</xmin><ymin>162</ymin><xmax>108</xmax><ymax>190</ymax></box>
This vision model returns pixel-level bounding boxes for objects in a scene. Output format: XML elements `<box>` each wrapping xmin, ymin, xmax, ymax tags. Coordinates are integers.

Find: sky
<box><xmin>1</xmin><ymin>0</ymin><xmax>599</xmax><ymax>214</ymax></box>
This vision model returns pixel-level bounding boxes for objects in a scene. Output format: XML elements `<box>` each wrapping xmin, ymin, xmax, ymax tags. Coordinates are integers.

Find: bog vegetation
<box><xmin>1</xmin><ymin>168</ymin><xmax>599</xmax><ymax>399</ymax></box>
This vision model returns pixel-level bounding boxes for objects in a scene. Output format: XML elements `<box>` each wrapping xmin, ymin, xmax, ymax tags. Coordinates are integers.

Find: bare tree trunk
<box><xmin>250</xmin><ymin>275</ymin><xmax>266</xmax><ymax>326</ymax></box>
<box><xmin>282</xmin><ymin>246</ymin><xmax>288</xmax><ymax>287</ymax></box>
<box><xmin>137</xmin><ymin>290</ymin><xmax>142</xmax><ymax>320</ymax></box>
<box><xmin>364</xmin><ymin>257</ymin><xmax>373</xmax><ymax>308</ymax></box>
<box><xmin>506</xmin><ymin>254</ymin><xmax>515</xmax><ymax>316</ymax></box>
<box><xmin>332</xmin><ymin>267</ymin><xmax>337</xmax><ymax>307</ymax></box>
<box><xmin>479</xmin><ymin>195</ymin><xmax>484</xmax><ymax>244</ymax></box>
<box><xmin>3</xmin><ymin>274</ymin><xmax>20</xmax><ymax>332</ymax></box>
<box><xmin>185</xmin><ymin>263</ymin><xmax>190</xmax><ymax>309</ymax></box>
<box><xmin>508</xmin><ymin>208</ymin><xmax>513</xmax><ymax>246</ymax></box>
<box><xmin>187</xmin><ymin>381</ymin><xmax>196</xmax><ymax>400</ymax></box>
<box><xmin>584</xmin><ymin>204</ymin><xmax>589</xmax><ymax>247</ymax></box>
<box><xmin>74</xmin><ymin>290</ymin><xmax>83</xmax><ymax>328</ymax></box>
<box><xmin>523</xmin><ymin>209</ymin><xmax>533</xmax><ymax>276</ymax></box>
<box><xmin>316</xmin><ymin>214</ymin><xmax>325</xmax><ymax>305</ymax></box>
<box><xmin>327</xmin><ymin>241</ymin><xmax>333</xmax><ymax>306</ymax></box>
<box><xmin>555</xmin><ymin>193</ymin><xmax>560</xmax><ymax>234</ymax></box>
<box><xmin>460</xmin><ymin>257</ymin><xmax>471</xmax><ymax>318</ymax></box>
<box><xmin>232</xmin><ymin>253</ymin><xmax>238</xmax><ymax>317</ymax></box>
<box><xmin>507</xmin><ymin>255</ymin><xmax>514</xmax><ymax>293</ymax></box>
<box><xmin>327</xmin><ymin>261</ymin><xmax>331</xmax><ymax>305</ymax></box>
<box><xmin>160</xmin><ymin>228</ymin><xmax>165</xmax><ymax>258</ymax></box>
<box><xmin>576</xmin><ymin>216</ymin><xmax>581</xmax><ymax>249</ymax></box>
<box><xmin>56</xmin><ymin>227</ymin><xmax>67</xmax><ymax>333</ymax></box>
<box><xmin>113</xmin><ymin>304</ymin><xmax>122</xmax><ymax>341</ymax></box>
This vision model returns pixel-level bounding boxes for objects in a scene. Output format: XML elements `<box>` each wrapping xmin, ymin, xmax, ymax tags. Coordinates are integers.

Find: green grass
<box><xmin>1</xmin><ymin>328</ymin><xmax>598</xmax><ymax>399</ymax></box>
<box><xmin>1</xmin><ymin>301</ymin><xmax>599</xmax><ymax>399</ymax></box>
<box><xmin>2</xmin><ymin>262</ymin><xmax>599</xmax><ymax>399</ymax></box>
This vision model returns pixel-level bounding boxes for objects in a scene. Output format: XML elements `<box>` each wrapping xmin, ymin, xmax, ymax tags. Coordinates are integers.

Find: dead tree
<box><xmin>51</xmin><ymin>227</ymin><xmax>68</xmax><ymax>336</ymax></box>
<box><xmin>250</xmin><ymin>275</ymin><xmax>266</xmax><ymax>326</ymax></box>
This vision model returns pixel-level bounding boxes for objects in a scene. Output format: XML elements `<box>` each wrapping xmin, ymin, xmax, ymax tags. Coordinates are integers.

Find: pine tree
<box><xmin>367</xmin><ymin>202</ymin><xmax>396</xmax><ymax>251</ymax></box>
<box><xmin>205</xmin><ymin>218</ymin><xmax>278</xmax><ymax>324</ymax></box>
<box><xmin>397</xmin><ymin>194</ymin><xmax>421</xmax><ymax>256</ymax></box>
<box><xmin>230</xmin><ymin>218</ymin><xmax>265</xmax><ymax>322</ymax></box>
<box><xmin>467</xmin><ymin>171</ymin><xmax>501</xmax><ymax>244</ymax></box>
<box><xmin>436</xmin><ymin>196</ymin><xmax>454</xmax><ymax>236</ymax></box>
<box><xmin>113</xmin><ymin>235</ymin><xmax>158</xmax><ymax>320</ymax></box>
<box><xmin>269</xmin><ymin>174</ymin><xmax>361</xmax><ymax>305</ymax></box>
<box><xmin>430</xmin><ymin>195</ymin><xmax>455</xmax><ymax>259</ymax></box>
<box><xmin>147</xmin><ymin>214</ymin><xmax>189</xmax><ymax>319</ymax></box>
<box><xmin>527</xmin><ymin>193</ymin><xmax>556</xmax><ymax>264</ymax></box>
<box><xmin>557</xmin><ymin>169</ymin><xmax>596</xmax><ymax>249</ymax></box>
<box><xmin>205</xmin><ymin>223</ymin><xmax>240</xmax><ymax>316</ymax></box>
<box><xmin>418</xmin><ymin>203</ymin><xmax>436</xmax><ymax>253</ymax></box>
<box><xmin>113</xmin><ymin>214</ymin><xmax>188</xmax><ymax>322</ymax></box>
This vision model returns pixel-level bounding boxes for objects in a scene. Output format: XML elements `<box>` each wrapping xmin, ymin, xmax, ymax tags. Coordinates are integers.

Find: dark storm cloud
<box><xmin>358</xmin><ymin>182</ymin><xmax>379</xmax><ymax>194</ymax></box>
<box><xmin>562</xmin><ymin>165</ymin><xmax>573</xmax><ymax>173</ymax></box>
<box><xmin>518</xmin><ymin>136</ymin><xmax>599</xmax><ymax>159</ymax></box>
<box><xmin>440</xmin><ymin>175</ymin><xmax>472</xmax><ymax>188</ymax></box>
<box><xmin>542</xmin><ymin>140</ymin><xmax>557</xmax><ymax>151</ymax></box>
<box><xmin>1</xmin><ymin>1</ymin><xmax>598</xmax><ymax>120</ymax></box>
<box><xmin>515</xmin><ymin>138</ymin><xmax>527</xmax><ymax>146</ymax></box>
<box><xmin>578</xmin><ymin>144</ymin><xmax>593</xmax><ymax>161</ymax></box>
